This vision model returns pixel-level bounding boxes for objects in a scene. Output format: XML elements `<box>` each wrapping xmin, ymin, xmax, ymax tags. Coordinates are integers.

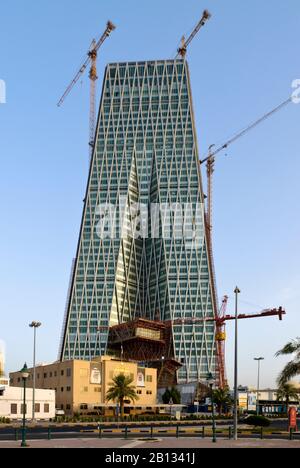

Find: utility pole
<box><xmin>233</xmin><ymin>287</ymin><xmax>241</xmax><ymax>440</ymax></box>
<box><xmin>254</xmin><ymin>357</ymin><xmax>264</xmax><ymax>415</ymax></box>
<box><xmin>29</xmin><ymin>321</ymin><xmax>42</xmax><ymax>421</ymax></box>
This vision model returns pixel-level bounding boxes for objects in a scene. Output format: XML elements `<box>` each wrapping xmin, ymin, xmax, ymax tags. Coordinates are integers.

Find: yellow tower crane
<box><xmin>57</xmin><ymin>21</ymin><xmax>116</xmax><ymax>158</ymax></box>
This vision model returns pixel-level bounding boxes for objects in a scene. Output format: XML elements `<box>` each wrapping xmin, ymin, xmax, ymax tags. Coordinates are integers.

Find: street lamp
<box><xmin>254</xmin><ymin>357</ymin><xmax>264</xmax><ymax>416</ymax></box>
<box><xmin>207</xmin><ymin>372</ymin><xmax>216</xmax><ymax>443</ymax></box>
<box><xmin>29</xmin><ymin>321</ymin><xmax>42</xmax><ymax>421</ymax></box>
<box><xmin>233</xmin><ymin>286</ymin><xmax>241</xmax><ymax>441</ymax></box>
<box><xmin>20</xmin><ymin>363</ymin><xmax>29</xmax><ymax>448</ymax></box>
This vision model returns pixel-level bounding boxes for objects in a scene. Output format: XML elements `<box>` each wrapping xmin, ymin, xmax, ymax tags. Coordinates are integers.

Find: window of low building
<box><xmin>67</xmin><ymin>368</ymin><xmax>72</xmax><ymax>378</ymax></box>
<box><xmin>11</xmin><ymin>404</ymin><xmax>17</xmax><ymax>415</ymax></box>
<box><xmin>35</xmin><ymin>403</ymin><xmax>40</xmax><ymax>413</ymax></box>
<box><xmin>146</xmin><ymin>391</ymin><xmax>152</xmax><ymax>395</ymax></box>
<box><xmin>66</xmin><ymin>386</ymin><xmax>71</xmax><ymax>392</ymax></box>
<box><xmin>146</xmin><ymin>375</ymin><xmax>153</xmax><ymax>383</ymax></box>
<box><xmin>44</xmin><ymin>404</ymin><xmax>50</xmax><ymax>413</ymax></box>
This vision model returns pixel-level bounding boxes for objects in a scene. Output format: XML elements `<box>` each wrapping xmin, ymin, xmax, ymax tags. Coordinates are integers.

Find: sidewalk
<box><xmin>0</xmin><ymin>437</ymin><xmax>299</xmax><ymax>449</ymax></box>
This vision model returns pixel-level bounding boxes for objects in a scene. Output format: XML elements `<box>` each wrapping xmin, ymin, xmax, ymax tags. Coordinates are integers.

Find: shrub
<box><xmin>244</xmin><ymin>415</ymin><xmax>271</xmax><ymax>427</ymax></box>
<box><xmin>0</xmin><ymin>417</ymin><xmax>11</xmax><ymax>424</ymax></box>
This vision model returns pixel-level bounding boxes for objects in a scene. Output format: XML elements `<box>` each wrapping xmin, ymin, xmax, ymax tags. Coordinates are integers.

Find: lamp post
<box><xmin>29</xmin><ymin>321</ymin><xmax>41</xmax><ymax>421</ymax></box>
<box><xmin>207</xmin><ymin>372</ymin><xmax>216</xmax><ymax>443</ymax></box>
<box><xmin>233</xmin><ymin>287</ymin><xmax>241</xmax><ymax>441</ymax></box>
<box><xmin>21</xmin><ymin>363</ymin><xmax>29</xmax><ymax>448</ymax></box>
<box><xmin>254</xmin><ymin>357</ymin><xmax>264</xmax><ymax>415</ymax></box>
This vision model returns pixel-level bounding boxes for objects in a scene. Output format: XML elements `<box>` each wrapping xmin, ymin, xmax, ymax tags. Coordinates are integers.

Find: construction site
<box><xmin>57</xmin><ymin>10</ymin><xmax>291</xmax><ymax>392</ymax></box>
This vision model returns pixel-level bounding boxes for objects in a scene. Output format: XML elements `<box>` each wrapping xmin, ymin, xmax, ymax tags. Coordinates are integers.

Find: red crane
<box><xmin>166</xmin><ymin>302</ymin><xmax>286</xmax><ymax>388</ymax></box>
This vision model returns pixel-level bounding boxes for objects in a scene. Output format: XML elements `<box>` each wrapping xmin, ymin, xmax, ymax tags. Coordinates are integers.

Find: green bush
<box><xmin>244</xmin><ymin>415</ymin><xmax>271</xmax><ymax>427</ymax></box>
<box><xmin>0</xmin><ymin>417</ymin><xmax>11</xmax><ymax>424</ymax></box>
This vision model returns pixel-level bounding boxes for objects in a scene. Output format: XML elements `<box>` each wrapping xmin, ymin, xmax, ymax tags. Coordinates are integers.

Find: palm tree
<box><xmin>276</xmin><ymin>383</ymin><xmax>299</xmax><ymax>416</ymax></box>
<box><xmin>106</xmin><ymin>374</ymin><xmax>139</xmax><ymax>418</ymax></box>
<box><xmin>212</xmin><ymin>387</ymin><xmax>233</xmax><ymax>416</ymax></box>
<box><xmin>276</xmin><ymin>338</ymin><xmax>300</xmax><ymax>385</ymax></box>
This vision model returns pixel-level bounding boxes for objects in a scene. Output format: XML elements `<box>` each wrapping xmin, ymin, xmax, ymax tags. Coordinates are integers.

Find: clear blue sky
<box><xmin>0</xmin><ymin>0</ymin><xmax>299</xmax><ymax>389</ymax></box>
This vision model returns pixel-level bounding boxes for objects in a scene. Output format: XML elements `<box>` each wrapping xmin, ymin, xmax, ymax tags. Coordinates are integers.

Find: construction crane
<box><xmin>173</xmin><ymin>8</ymin><xmax>290</xmax><ymax>390</ymax></box>
<box><xmin>200</xmin><ymin>96</ymin><xmax>293</xmax><ymax>386</ymax></box>
<box><xmin>57</xmin><ymin>21</ymin><xmax>116</xmax><ymax>157</ymax></box>
<box><xmin>202</xmin><ymin>96</ymin><xmax>293</xmax><ymax>233</ymax></box>
<box><xmin>176</xmin><ymin>9</ymin><xmax>211</xmax><ymax>59</ymax></box>
<box><xmin>166</xmin><ymin>302</ymin><xmax>286</xmax><ymax>388</ymax></box>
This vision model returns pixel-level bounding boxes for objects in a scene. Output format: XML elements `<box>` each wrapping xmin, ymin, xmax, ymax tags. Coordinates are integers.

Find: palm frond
<box><xmin>277</xmin><ymin>360</ymin><xmax>300</xmax><ymax>386</ymax></box>
<box><xmin>275</xmin><ymin>338</ymin><xmax>300</xmax><ymax>357</ymax></box>
<box><xmin>276</xmin><ymin>383</ymin><xmax>300</xmax><ymax>402</ymax></box>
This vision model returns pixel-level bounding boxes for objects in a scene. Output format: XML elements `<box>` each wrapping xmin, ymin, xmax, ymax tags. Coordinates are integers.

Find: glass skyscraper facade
<box><xmin>60</xmin><ymin>60</ymin><xmax>217</xmax><ymax>384</ymax></box>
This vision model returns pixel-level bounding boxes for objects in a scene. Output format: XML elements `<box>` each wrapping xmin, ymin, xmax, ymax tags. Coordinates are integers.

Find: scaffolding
<box><xmin>108</xmin><ymin>319</ymin><xmax>182</xmax><ymax>387</ymax></box>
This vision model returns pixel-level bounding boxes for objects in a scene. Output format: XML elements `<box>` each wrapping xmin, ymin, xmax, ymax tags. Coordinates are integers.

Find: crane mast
<box><xmin>88</xmin><ymin>41</ymin><xmax>98</xmax><ymax>154</ymax></box>
<box><xmin>57</xmin><ymin>21</ymin><xmax>116</xmax><ymax>157</ymax></box>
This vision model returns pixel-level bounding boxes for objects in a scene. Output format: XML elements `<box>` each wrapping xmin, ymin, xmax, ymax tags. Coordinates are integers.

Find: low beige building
<box><xmin>10</xmin><ymin>356</ymin><xmax>157</xmax><ymax>417</ymax></box>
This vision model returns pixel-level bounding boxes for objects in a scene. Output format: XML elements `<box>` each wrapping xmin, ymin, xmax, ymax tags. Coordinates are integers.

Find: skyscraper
<box><xmin>60</xmin><ymin>59</ymin><xmax>217</xmax><ymax>384</ymax></box>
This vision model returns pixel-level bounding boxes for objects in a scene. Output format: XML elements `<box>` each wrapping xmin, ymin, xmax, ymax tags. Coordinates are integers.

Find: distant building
<box><xmin>238</xmin><ymin>388</ymin><xmax>300</xmax><ymax>415</ymax></box>
<box><xmin>10</xmin><ymin>356</ymin><xmax>157</xmax><ymax>417</ymax></box>
<box><xmin>0</xmin><ymin>385</ymin><xmax>55</xmax><ymax>420</ymax></box>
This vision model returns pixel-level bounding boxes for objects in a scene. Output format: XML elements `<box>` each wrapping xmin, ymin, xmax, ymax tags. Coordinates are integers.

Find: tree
<box><xmin>162</xmin><ymin>388</ymin><xmax>172</xmax><ymax>405</ymax></box>
<box><xmin>212</xmin><ymin>387</ymin><xmax>233</xmax><ymax>416</ymax></box>
<box><xmin>276</xmin><ymin>383</ymin><xmax>299</xmax><ymax>416</ymax></box>
<box><xmin>276</xmin><ymin>338</ymin><xmax>300</xmax><ymax>385</ymax></box>
<box><xmin>106</xmin><ymin>374</ymin><xmax>139</xmax><ymax>418</ymax></box>
<box><xmin>170</xmin><ymin>387</ymin><xmax>181</xmax><ymax>404</ymax></box>
<box><xmin>162</xmin><ymin>387</ymin><xmax>181</xmax><ymax>405</ymax></box>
